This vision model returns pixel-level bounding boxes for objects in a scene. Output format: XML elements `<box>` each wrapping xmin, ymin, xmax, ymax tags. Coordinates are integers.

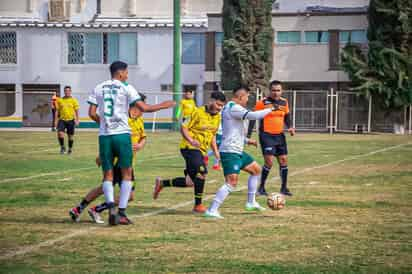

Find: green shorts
<box><xmin>99</xmin><ymin>133</ymin><xmax>132</xmax><ymax>172</ymax></box>
<box><xmin>220</xmin><ymin>152</ymin><xmax>255</xmax><ymax>176</ymax></box>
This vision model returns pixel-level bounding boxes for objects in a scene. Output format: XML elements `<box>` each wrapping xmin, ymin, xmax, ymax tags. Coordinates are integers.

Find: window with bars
<box><xmin>0</xmin><ymin>32</ymin><xmax>17</xmax><ymax>64</ymax></box>
<box><xmin>339</xmin><ymin>30</ymin><xmax>367</xmax><ymax>44</ymax></box>
<box><xmin>276</xmin><ymin>31</ymin><xmax>301</xmax><ymax>44</ymax></box>
<box><xmin>68</xmin><ymin>32</ymin><xmax>137</xmax><ymax>64</ymax></box>
<box><xmin>0</xmin><ymin>84</ymin><xmax>16</xmax><ymax>117</ymax></box>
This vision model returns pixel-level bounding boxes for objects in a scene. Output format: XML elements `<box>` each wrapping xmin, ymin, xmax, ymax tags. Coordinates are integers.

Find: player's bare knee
<box><xmin>279</xmin><ymin>156</ymin><xmax>288</xmax><ymax>166</ymax></box>
<box><xmin>226</xmin><ymin>175</ymin><xmax>238</xmax><ymax>187</ymax></box>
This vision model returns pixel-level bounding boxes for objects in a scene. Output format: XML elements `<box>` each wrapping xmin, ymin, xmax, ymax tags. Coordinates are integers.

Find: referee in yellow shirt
<box><xmin>54</xmin><ymin>86</ymin><xmax>80</xmax><ymax>154</ymax></box>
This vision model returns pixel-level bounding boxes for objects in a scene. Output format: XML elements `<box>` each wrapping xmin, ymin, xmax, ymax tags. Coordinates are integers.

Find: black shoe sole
<box><xmin>69</xmin><ymin>211</ymin><xmax>79</xmax><ymax>222</ymax></box>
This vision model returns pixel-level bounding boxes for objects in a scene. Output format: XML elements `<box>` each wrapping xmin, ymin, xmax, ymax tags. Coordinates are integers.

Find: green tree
<box><xmin>220</xmin><ymin>0</ymin><xmax>274</xmax><ymax>95</ymax></box>
<box><xmin>341</xmin><ymin>0</ymin><xmax>412</xmax><ymax>109</ymax></box>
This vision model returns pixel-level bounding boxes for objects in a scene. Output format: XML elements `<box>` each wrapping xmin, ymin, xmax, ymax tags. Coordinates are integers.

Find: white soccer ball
<box><xmin>267</xmin><ymin>193</ymin><xmax>286</xmax><ymax>210</ymax></box>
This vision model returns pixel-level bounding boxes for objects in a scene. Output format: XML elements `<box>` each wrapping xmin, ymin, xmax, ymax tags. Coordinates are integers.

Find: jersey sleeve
<box><xmin>87</xmin><ymin>87</ymin><xmax>98</xmax><ymax>106</ymax></box>
<box><xmin>255</xmin><ymin>100</ymin><xmax>264</xmax><ymax>111</ymax></box>
<box><xmin>73</xmin><ymin>98</ymin><xmax>80</xmax><ymax>110</ymax></box>
<box><xmin>229</xmin><ymin>104</ymin><xmax>250</xmax><ymax>120</ymax></box>
<box><xmin>127</xmin><ymin>85</ymin><xmax>142</xmax><ymax>106</ymax></box>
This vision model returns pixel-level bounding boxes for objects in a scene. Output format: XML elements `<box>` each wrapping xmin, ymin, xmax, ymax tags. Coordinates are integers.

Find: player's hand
<box><xmin>288</xmin><ymin>128</ymin><xmax>295</xmax><ymax>136</ymax></box>
<box><xmin>75</xmin><ymin>120</ymin><xmax>80</xmax><ymax>126</ymax></box>
<box><xmin>162</xmin><ymin>100</ymin><xmax>176</xmax><ymax>109</ymax></box>
<box><xmin>247</xmin><ymin>139</ymin><xmax>258</xmax><ymax>147</ymax></box>
<box><xmin>190</xmin><ymin>139</ymin><xmax>201</xmax><ymax>148</ymax></box>
<box><xmin>95</xmin><ymin>157</ymin><xmax>101</xmax><ymax>167</ymax></box>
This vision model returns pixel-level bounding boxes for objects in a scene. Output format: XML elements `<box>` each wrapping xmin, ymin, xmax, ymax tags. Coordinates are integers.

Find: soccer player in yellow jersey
<box><xmin>153</xmin><ymin>91</ymin><xmax>226</xmax><ymax>213</ymax></box>
<box><xmin>180</xmin><ymin>90</ymin><xmax>197</xmax><ymax>122</ymax></box>
<box><xmin>54</xmin><ymin>86</ymin><xmax>80</xmax><ymax>154</ymax></box>
<box><xmin>69</xmin><ymin>100</ymin><xmax>147</xmax><ymax>224</ymax></box>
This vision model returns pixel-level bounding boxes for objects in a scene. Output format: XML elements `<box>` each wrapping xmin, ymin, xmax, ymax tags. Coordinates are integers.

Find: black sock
<box><xmin>118</xmin><ymin>208</ymin><xmax>126</xmax><ymax>217</ymax></box>
<box><xmin>260</xmin><ymin>165</ymin><xmax>271</xmax><ymax>188</ymax></box>
<box><xmin>280</xmin><ymin>165</ymin><xmax>288</xmax><ymax>190</ymax></box>
<box><xmin>68</xmin><ymin>139</ymin><xmax>74</xmax><ymax>149</ymax></box>
<box><xmin>162</xmin><ymin>177</ymin><xmax>187</xmax><ymax>187</ymax></box>
<box><xmin>95</xmin><ymin>202</ymin><xmax>108</xmax><ymax>213</ymax></box>
<box><xmin>77</xmin><ymin>199</ymin><xmax>89</xmax><ymax>213</ymax></box>
<box><xmin>58</xmin><ymin>137</ymin><xmax>64</xmax><ymax>147</ymax></box>
<box><xmin>193</xmin><ymin>177</ymin><xmax>205</xmax><ymax>206</ymax></box>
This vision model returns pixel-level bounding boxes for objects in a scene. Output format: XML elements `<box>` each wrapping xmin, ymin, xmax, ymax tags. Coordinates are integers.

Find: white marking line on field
<box><xmin>1</xmin><ymin>142</ymin><xmax>410</xmax><ymax>260</ymax></box>
<box><xmin>0</xmin><ymin>153</ymin><xmax>180</xmax><ymax>184</ymax></box>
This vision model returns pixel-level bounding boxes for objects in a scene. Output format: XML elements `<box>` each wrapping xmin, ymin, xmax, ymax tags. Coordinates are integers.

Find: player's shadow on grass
<box><xmin>0</xmin><ymin>215</ymin><xmax>82</xmax><ymax>225</ymax></box>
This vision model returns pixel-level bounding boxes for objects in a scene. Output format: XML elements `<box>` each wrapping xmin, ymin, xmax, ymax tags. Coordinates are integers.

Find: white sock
<box><xmin>119</xmin><ymin>180</ymin><xmax>132</xmax><ymax>209</ymax></box>
<box><xmin>102</xmin><ymin>181</ymin><xmax>114</xmax><ymax>204</ymax></box>
<box><xmin>209</xmin><ymin>183</ymin><xmax>233</xmax><ymax>213</ymax></box>
<box><xmin>247</xmin><ymin>175</ymin><xmax>259</xmax><ymax>204</ymax></box>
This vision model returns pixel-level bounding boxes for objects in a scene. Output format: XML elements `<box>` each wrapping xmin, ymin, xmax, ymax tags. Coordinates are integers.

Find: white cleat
<box><xmin>245</xmin><ymin>202</ymin><xmax>266</xmax><ymax>212</ymax></box>
<box><xmin>88</xmin><ymin>207</ymin><xmax>105</xmax><ymax>224</ymax></box>
<box><xmin>204</xmin><ymin>210</ymin><xmax>224</xmax><ymax>219</ymax></box>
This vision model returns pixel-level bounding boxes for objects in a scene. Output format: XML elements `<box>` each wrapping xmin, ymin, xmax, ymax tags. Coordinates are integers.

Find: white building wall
<box><xmin>0</xmin><ymin>27</ymin><xmax>205</xmax><ymax>121</ymax></box>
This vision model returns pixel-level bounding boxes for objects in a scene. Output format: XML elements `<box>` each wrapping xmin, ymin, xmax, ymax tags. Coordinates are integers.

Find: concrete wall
<box><xmin>0</xmin><ymin>27</ymin><xmax>205</xmax><ymax>121</ymax></box>
<box><xmin>274</xmin><ymin>0</ymin><xmax>369</xmax><ymax>12</ymax></box>
<box><xmin>207</xmin><ymin>14</ymin><xmax>367</xmax><ymax>84</ymax></box>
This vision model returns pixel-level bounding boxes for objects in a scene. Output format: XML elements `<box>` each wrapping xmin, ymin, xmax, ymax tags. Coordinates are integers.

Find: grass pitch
<box><xmin>0</xmin><ymin>131</ymin><xmax>411</xmax><ymax>273</ymax></box>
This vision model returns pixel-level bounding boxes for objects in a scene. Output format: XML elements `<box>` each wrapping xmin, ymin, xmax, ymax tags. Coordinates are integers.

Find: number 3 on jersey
<box><xmin>104</xmin><ymin>97</ymin><xmax>114</xmax><ymax>117</ymax></box>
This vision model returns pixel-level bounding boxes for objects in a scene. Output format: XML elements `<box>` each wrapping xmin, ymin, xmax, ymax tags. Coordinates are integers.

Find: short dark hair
<box><xmin>210</xmin><ymin>91</ymin><xmax>226</xmax><ymax>102</ymax></box>
<box><xmin>270</xmin><ymin>80</ymin><xmax>282</xmax><ymax>88</ymax></box>
<box><xmin>110</xmin><ymin>61</ymin><xmax>128</xmax><ymax>77</ymax></box>
<box><xmin>64</xmin><ymin>85</ymin><xmax>71</xmax><ymax>90</ymax></box>
<box><xmin>184</xmin><ymin>90</ymin><xmax>193</xmax><ymax>93</ymax></box>
<box><xmin>233</xmin><ymin>85</ymin><xmax>250</xmax><ymax>95</ymax></box>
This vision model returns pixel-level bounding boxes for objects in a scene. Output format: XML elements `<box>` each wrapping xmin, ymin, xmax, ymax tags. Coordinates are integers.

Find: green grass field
<box><xmin>0</xmin><ymin>131</ymin><xmax>411</xmax><ymax>273</ymax></box>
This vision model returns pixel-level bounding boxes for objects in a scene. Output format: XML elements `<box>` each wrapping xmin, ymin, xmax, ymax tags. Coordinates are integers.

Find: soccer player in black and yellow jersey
<box><xmin>255</xmin><ymin>80</ymin><xmax>295</xmax><ymax>196</ymax></box>
<box><xmin>153</xmin><ymin>91</ymin><xmax>226</xmax><ymax>213</ymax></box>
<box><xmin>180</xmin><ymin>89</ymin><xmax>197</xmax><ymax>122</ymax></box>
<box><xmin>54</xmin><ymin>86</ymin><xmax>79</xmax><ymax>154</ymax></box>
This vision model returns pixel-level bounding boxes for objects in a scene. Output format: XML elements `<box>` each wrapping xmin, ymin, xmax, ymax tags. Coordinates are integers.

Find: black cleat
<box><xmin>109</xmin><ymin>213</ymin><xmax>119</xmax><ymax>226</ymax></box>
<box><xmin>257</xmin><ymin>187</ymin><xmax>268</xmax><ymax>196</ymax></box>
<box><xmin>67</xmin><ymin>149</ymin><xmax>72</xmax><ymax>155</ymax></box>
<box><xmin>60</xmin><ymin>147</ymin><xmax>66</xmax><ymax>154</ymax></box>
<box><xmin>280</xmin><ymin>188</ymin><xmax>293</xmax><ymax>196</ymax></box>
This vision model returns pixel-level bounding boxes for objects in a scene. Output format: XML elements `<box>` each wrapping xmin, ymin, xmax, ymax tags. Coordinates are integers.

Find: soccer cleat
<box><xmin>153</xmin><ymin>177</ymin><xmax>163</xmax><ymax>200</ymax></box>
<box><xmin>69</xmin><ymin>207</ymin><xmax>81</xmax><ymax>222</ymax></box>
<box><xmin>245</xmin><ymin>202</ymin><xmax>266</xmax><ymax>212</ymax></box>
<box><xmin>108</xmin><ymin>207</ymin><xmax>119</xmax><ymax>226</ymax></box>
<box><xmin>257</xmin><ymin>187</ymin><xmax>268</xmax><ymax>196</ymax></box>
<box><xmin>212</xmin><ymin>163</ymin><xmax>221</xmax><ymax>171</ymax></box>
<box><xmin>60</xmin><ymin>147</ymin><xmax>66</xmax><ymax>155</ymax></box>
<box><xmin>88</xmin><ymin>206</ymin><xmax>104</xmax><ymax>224</ymax></box>
<box><xmin>67</xmin><ymin>149</ymin><xmax>72</xmax><ymax>155</ymax></box>
<box><xmin>192</xmin><ymin>204</ymin><xmax>207</xmax><ymax>214</ymax></box>
<box><xmin>119</xmin><ymin>215</ymin><xmax>133</xmax><ymax>225</ymax></box>
<box><xmin>204</xmin><ymin>210</ymin><xmax>224</xmax><ymax>219</ymax></box>
<box><xmin>280</xmin><ymin>188</ymin><xmax>293</xmax><ymax>196</ymax></box>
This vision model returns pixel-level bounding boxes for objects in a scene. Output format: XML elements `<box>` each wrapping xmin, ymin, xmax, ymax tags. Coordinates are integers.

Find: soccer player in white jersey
<box><xmin>88</xmin><ymin>61</ymin><xmax>175</xmax><ymax>225</ymax></box>
<box><xmin>204</xmin><ymin>86</ymin><xmax>276</xmax><ymax>219</ymax></box>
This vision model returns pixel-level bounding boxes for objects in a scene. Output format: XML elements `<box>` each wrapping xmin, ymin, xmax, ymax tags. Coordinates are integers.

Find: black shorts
<box><xmin>259</xmin><ymin>132</ymin><xmax>288</xmax><ymax>156</ymax></box>
<box><xmin>180</xmin><ymin>149</ymin><xmax>208</xmax><ymax>179</ymax></box>
<box><xmin>57</xmin><ymin>119</ymin><xmax>75</xmax><ymax>135</ymax></box>
<box><xmin>113</xmin><ymin>166</ymin><xmax>136</xmax><ymax>191</ymax></box>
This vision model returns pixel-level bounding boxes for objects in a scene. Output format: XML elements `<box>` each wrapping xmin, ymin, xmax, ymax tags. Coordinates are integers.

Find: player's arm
<box><xmin>88</xmin><ymin>104</ymin><xmax>100</xmax><ymax>124</ymax></box>
<box><xmin>74</xmin><ymin>99</ymin><xmax>80</xmax><ymax>126</ymax></box>
<box><xmin>135</xmin><ymin>100</ymin><xmax>175</xmax><ymax>113</ymax></box>
<box><xmin>230</xmin><ymin>104</ymin><xmax>273</xmax><ymax>121</ymax></box>
<box><xmin>133</xmin><ymin>137</ymin><xmax>146</xmax><ymax>152</ymax></box>
<box><xmin>284</xmin><ymin>102</ymin><xmax>295</xmax><ymax>136</ymax></box>
<box><xmin>180</xmin><ymin>113</ymin><xmax>200</xmax><ymax>148</ymax></box>
<box><xmin>210</xmin><ymin>135</ymin><xmax>220</xmax><ymax>161</ymax></box>
<box><xmin>54</xmin><ymin>105</ymin><xmax>59</xmax><ymax>128</ymax></box>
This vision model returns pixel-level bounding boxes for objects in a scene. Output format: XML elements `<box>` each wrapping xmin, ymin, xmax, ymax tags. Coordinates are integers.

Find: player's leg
<box><xmin>212</xmin><ymin>134</ymin><xmax>222</xmax><ymax>170</ymax></box>
<box><xmin>115</xmin><ymin>133</ymin><xmax>134</xmax><ymax>225</ymax></box>
<box><xmin>99</xmin><ymin>135</ymin><xmax>117</xmax><ymax>225</ymax></box>
<box><xmin>276</xmin><ymin>135</ymin><xmax>292</xmax><ymax>196</ymax></box>
<box><xmin>57</xmin><ymin>120</ymin><xmax>66</xmax><ymax>154</ymax></box>
<box><xmin>70</xmin><ymin>185</ymin><xmax>103</xmax><ymax>222</ymax></box>
<box><xmin>205</xmin><ymin>153</ymin><xmax>241</xmax><ymax>219</ymax></box>
<box><xmin>242</xmin><ymin>157</ymin><xmax>266</xmax><ymax>211</ymax></box>
<box><xmin>183</xmin><ymin>150</ymin><xmax>208</xmax><ymax>213</ymax></box>
<box><xmin>67</xmin><ymin>120</ymin><xmax>75</xmax><ymax>154</ymax></box>
<box><xmin>152</xmin><ymin>152</ymin><xmax>194</xmax><ymax>200</ymax></box>
<box><xmin>258</xmin><ymin>133</ymin><xmax>277</xmax><ymax>195</ymax></box>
